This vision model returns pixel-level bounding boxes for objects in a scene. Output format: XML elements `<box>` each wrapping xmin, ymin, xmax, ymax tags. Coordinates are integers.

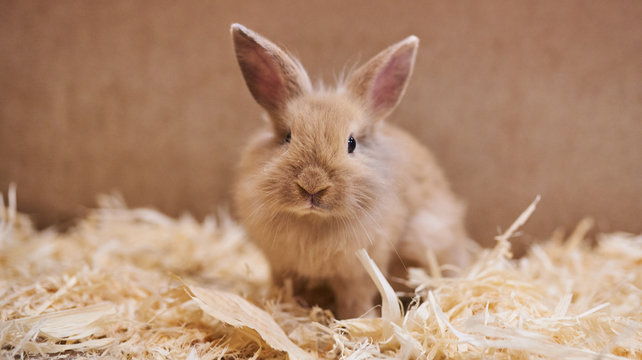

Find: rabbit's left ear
<box><xmin>346</xmin><ymin>36</ymin><xmax>419</xmax><ymax>120</ymax></box>
<box><xmin>231</xmin><ymin>24</ymin><xmax>311</xmax><ymax>133</ymax></box>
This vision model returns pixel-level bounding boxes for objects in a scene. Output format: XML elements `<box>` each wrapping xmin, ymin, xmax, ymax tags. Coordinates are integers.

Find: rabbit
<box><xmin>231</xmin><ymin>24</ymin><xmax>475</xmax><ymax>319</ymax></box>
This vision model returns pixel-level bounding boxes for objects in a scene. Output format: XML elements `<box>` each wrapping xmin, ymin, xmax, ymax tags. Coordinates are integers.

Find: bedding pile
<box><xmin>1</xmin><ymin>186</ymin><xmax>640</xmax><ymax>359</ymax></box>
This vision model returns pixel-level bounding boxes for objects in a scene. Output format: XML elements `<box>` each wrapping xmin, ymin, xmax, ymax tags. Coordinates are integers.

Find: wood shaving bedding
<box><xmin>1</xmin><ymin>187</ymin><xmax>640</xmax><ymax>359</ymax></box>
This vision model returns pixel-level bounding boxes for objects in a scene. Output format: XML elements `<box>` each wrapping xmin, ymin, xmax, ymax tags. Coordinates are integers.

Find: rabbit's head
<box><xmin>232</xmin><ymin>24</ymin><xmax>418</xmax><ymax>221</ymax></box>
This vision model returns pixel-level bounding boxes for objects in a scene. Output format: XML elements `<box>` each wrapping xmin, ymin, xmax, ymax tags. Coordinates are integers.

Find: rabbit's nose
<box><xmin>295</xmin><ymin>181</ymin><xmax>329</xmax><ymax>198</ymax></box>
<box><xmin>295</xmin><ymin>166</ymin><xmax>331</xmax><ymax>198</ymax></box>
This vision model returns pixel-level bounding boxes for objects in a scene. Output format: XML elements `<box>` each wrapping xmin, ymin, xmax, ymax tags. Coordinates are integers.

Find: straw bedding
<box><xmin>1</xmin><ymin>186</ymin><xmax>640</xmax><ymax>359</ymax></box>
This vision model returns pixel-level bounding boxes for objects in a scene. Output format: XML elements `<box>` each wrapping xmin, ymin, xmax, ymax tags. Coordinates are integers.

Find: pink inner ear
<box><xmin>239</xmin><ymin>47</ymin><xmax>285</xmax><ymax>112</ymax></box>
<box><xmin>370</xmin><ymin>47</ymin><xmax>413</xmax><ymax>115</ymax></box>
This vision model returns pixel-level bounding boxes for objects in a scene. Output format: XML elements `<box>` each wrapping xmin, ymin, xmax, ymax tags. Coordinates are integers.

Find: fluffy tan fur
<box><xmin>231</xmin><ymin>24</ymin><xmax>474</xmax><ymax>318</ymax></box>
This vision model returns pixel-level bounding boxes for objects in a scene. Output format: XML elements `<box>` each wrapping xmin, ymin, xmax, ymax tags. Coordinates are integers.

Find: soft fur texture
<box><xmin>231</xmin><ymin>24</ymin><xmax>475</xmax><ymax>318</ymax></box>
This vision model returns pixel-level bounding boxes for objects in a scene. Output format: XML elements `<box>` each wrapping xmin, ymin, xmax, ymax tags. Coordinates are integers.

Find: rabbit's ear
<box><xmin>346</xmin><ymin>36</ymin><xmax>418</xmax><ymax>120</ymax></box>
<box><xmin>231</xmin><ymin>24</ymin><xmax>311</xmax><ymax>127</ymax></box>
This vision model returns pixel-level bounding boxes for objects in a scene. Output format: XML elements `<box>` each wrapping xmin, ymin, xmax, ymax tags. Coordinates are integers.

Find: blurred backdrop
<box><xmin>1</xmin><ymin>0</ymin><xmax>640</xmax><ymax>248</ymax></box>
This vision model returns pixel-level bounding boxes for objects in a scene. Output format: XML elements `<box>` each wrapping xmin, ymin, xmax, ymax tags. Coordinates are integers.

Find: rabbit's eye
<box><xmin>285</xmin><ymin>132</ymin><xmax>291</xmax><ymax>143</ymax></box>
<box><xmin>348</xmin><ymin>136</ymin><xmax>356</xmax><ymax>153</ymax></box>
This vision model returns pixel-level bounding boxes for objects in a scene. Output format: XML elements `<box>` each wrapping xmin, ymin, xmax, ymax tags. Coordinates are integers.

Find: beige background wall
<box><xmin>1</xmin><ymin>0</ymin><xmax>640</xmax><ymax>248</ymax></box>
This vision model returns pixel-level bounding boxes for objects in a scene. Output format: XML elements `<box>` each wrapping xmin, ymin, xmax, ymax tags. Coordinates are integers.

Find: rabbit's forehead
<box><xmin>285</xmin><ymin>95</ymin><xmax>364</xmax><ymax>133</ymax></box>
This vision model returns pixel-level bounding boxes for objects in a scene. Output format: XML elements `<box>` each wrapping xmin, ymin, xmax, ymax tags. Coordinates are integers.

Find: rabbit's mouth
<box><xmin>291</xmin><ymin>196</ymin><xmax>332</xmax><ymax>217</ymax></box>
<box><xmin>303</xmin><ymin>199</ymin><xmax>328</xmax><ymax>213</ymax></box>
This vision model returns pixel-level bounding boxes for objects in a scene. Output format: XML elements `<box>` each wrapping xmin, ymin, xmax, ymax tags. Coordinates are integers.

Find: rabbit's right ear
<box><xmin>346</xmin><ymin>35</ymin><xmax>419</xmax><ymax>121</ymax></box>
<box><xmin>231</xmin><ymin>24</ymin><xmax>311</xmax><ymax>130</ymax></box>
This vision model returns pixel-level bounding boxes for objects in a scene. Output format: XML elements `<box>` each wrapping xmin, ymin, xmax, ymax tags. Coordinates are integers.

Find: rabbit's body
<box><xmin>231</xmin><ymin>25</ymin><xmax>473</xmax><ymax>318</ymax></box>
